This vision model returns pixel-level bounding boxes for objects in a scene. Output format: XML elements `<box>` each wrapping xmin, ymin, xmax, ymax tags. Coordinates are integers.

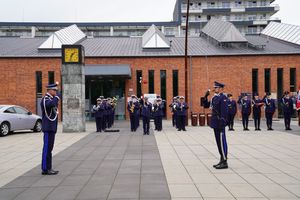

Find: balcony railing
<box><xmin>181</xmin><ymin>4</ymin><xmax>279</xmax><ymax>11</ymax></box>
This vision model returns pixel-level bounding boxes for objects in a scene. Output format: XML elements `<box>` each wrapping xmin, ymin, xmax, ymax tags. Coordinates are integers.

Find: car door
<box><xmin>13</xmin><ymin>106</ymin><xmax>35</xmax><ymax>130</ymax></box>
<box><xmin>2</xmin><ymin>107</ymin><xmax>19</xmax><ymax>130</ymax></box>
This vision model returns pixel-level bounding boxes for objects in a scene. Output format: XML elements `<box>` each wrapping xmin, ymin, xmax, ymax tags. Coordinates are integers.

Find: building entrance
<box><xmin>85</xmin><ymin>76</ymin><xmax>126</xmax><ymax>120</ymax></box>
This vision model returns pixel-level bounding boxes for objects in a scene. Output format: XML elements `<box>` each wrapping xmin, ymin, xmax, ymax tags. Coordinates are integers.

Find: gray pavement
<box><xmin>0</xmin><ymin>122</ymin><xmax>170</xmax><ymax>200</ymax></box>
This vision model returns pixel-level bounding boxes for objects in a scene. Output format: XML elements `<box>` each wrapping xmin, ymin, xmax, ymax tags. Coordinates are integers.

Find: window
<box><xmin>173</xmin><ymin>70</ymin><xmax>179</xmax><ymax>97</ymax></box>
<box><xmin>235</xmin><ymin>1</ymin><xmax>242</xmax><ymax>7</ymax></box>
<box><xmin>14</xmin><ymin>107</ymin><xmax>28</xmax><ymax>115</ymax></box>
<box><xmin>48</xmin><ymin>71</ymin><xmax>55</xmax><ymax>84</ymax></box>
<box><xmin>36</xmin><ymin>71</ymin><xmax>42</xmax><ymax>94</ymax></box>
<box><xmin>222</xmin><ymin>2</ymin><xmax>230</xmax><ymax>8</ymax></box>
<box><xmin>277</xmin><ymin>68</ymin><xmax>284</xmax><ymax>117</ymax></box>
<box><xmin>136</xmin><ymin>70</ymin><xmax>142</xmax><ymax>98</ymax></box>
<box><xmin>148</xmin><ymin>70</ymin><xmax>154</xmax><ymax>94</ymax></box>
<box><xmin>290</xmin><ymin>68</ymin><xmax>296</xmax><ymax>92</ymax></box>
<box><xmin>160</xmin><ymin>70</ymin><xmax>167</xmax><ymax>100</ymax></box>
<box><xmin>261</xmin><ymin>0</ymin><xmax>267</xmax><ymax>6</ymax></box>
<box><xmin>252</xmin><ymin>69</ymin><xmax>258</xmax><ymax>94</ymax></box>
<box><xmin>208</xmin><ymin>2</ymin><xmax>216</xmax><ymax>8</ymax></box>
<box><xmin>4</xmin><ymin>107</ymin><xmax>16</xmax><ymax>114</ymax></box>
<box><xmin>264</xmin><ymin>68</ymin><xmax>271</xmax><ymax>93</ymax></box>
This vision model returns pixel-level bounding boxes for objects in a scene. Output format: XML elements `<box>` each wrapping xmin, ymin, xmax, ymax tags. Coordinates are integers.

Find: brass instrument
<box><xmin>130</xmin><ymin>103</ymin><xmax>135</xmax><ymax>113</ymax></box>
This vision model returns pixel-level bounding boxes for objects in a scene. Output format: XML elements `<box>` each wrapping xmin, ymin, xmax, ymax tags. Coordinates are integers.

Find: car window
<box><xmin>14</xmin><ymin>107</ymin><xmax>29</xmax><ymax>115</ymax></box>
<box><xmin>4</xmin><ymin>107</ymin><xmax>16</xmax><ymax>114</ymax></box>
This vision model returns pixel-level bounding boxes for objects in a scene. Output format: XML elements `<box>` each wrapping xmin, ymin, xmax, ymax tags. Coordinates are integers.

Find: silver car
<box><xmin>0</xmin><ymin>105</ymin><xmax>42</xmax><ymax>136</ymax></box>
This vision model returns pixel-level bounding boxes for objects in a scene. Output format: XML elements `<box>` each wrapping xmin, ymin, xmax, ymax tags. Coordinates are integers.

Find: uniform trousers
<box><xmin>213</xmin><ymin>128</ymin><xmax>228</xmax><ymax>161</ymax></box>
<box><xmin>41</xmin><ymin>132</ymin><xmax>56</xmax><ymax>171</ymax></box>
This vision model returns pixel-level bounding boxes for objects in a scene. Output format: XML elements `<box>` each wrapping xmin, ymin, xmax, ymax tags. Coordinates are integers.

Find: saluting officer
<box><xmin>141</xmin><ymin>97</ymin><xmax>152</xmax><ymax>135</ymax></box>
<box><xmin>92</xmin><ymin>98</ymin><xmax>104</xmax><ymax>132</ymax></box>
<box><xmin>238</xmin><ymin>94</ymin><xmax>251</xmax><ymax>131</ymax></box>
<box><xmin>281</xmin><ymin>91</ymin><xmax>294</xmax><ymax>130</ymax></box>
<box><xmin>203</xmin><ymin>81</ymin><xmax>229</xmax><ymax>169</ymax></box>
<box><xmin>40</xmin><ymin>83</ymin><xmax>60</xmax><ymax>175</ymax></box>
<box><xmin>252</xmin><ymin>93</ymin><xmax>264</xmax><ymax>131</ymax></box>
<box><xmin>264</xmin><ymin>92</ymin><xmax>276</xmax><ymax>131</ymax></box>
<box><xmin>227</xmin><ymin>94</ymin><xmax>237</xmax><ymax>131</ymax></box>
<box><xmin>176</xmin><ymin>96</ymin><xmax>189</xmax><ymax>131</ymax></box>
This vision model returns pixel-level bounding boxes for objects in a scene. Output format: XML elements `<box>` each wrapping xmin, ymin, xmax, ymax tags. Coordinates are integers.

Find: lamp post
<box><xmin>184</xmin><ymin>0</ymin><xmax>191</xmax><ymax>123</ymax></box>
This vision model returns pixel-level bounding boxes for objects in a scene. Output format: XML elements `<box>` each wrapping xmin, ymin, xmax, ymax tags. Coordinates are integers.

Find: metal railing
<box><xmin>181</xmin><ymin>4</ymin><xmax>279</xmax><ymax>11</ymax></box>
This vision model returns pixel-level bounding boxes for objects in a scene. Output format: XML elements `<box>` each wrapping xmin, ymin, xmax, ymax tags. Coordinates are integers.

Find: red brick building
<box><xmin>0</xmin><ymin>22</ymin><xmax>299</xmax><ymax>120</ymax></box>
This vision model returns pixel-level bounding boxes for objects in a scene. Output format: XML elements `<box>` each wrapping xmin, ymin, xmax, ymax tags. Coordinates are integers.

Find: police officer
<box><xmin>141</xmin><ymin>97</ymin><xmax>152</xmax><ymax>135</ymax></box>
<box><xmin>281</xmin><ymin>91</ymin><xmax>294</xmax><ymax>130</ymax></box>
<box><xmin>264</xmin><ymin>92</ymin><xmax>276</xmax><ymax>131</ymax></box>
<box><xmin>169</xmin><ymin>97</ymin><xmax>178</xmax><ymax>127</ymax></box>
<box><xmin>227</xmin><ymin>94</ymin><xmax>237</xmax><ymax>131</ymax></box>
<box><xmin>92</xmin><ymin>98</ymin><xmax>104</xmax><ymax>132</ymax></box>
<box><xmin>238</xmin><ymin>94</ymin><xmax>251</xmax><ymax>131</ymax></box>
<box><xmin>203</xmin><ymin>81</ymin><xmax>229</xmax><ymax>169</ymax></box>
<box><xmin>252</xmin><ymin>93</ymin><xmax>264</xmax><ymax>131</ymax></box>
<box><xmin>176</xmin><ymin>96</ymin><xmax>189</xmax><ymax>131</ymax></box>
<box><xmin>153</xmin><ymin>97</ymin><xmax>164</xmax><ymax>131</ymax></box>
<box><xmin>41</xmin><ymin>83</ymin><xmax>60</xmax><ymax>175</ymax></box>
<box><xmin>127</xmin><ymin>95</ymin><xmax>139</xmax><ymax>132</ymax></box>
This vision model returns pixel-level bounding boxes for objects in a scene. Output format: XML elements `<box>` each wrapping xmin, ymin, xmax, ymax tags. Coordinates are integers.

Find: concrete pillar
<box><xmin>110</xmin><ymin>26</ymin><xmax>114</xmax><ymax>36</ymax></box>
<box><xmin>61</xmin><ymin>60</ymin><xmax>86</xmax><ymax>132</ymax></box>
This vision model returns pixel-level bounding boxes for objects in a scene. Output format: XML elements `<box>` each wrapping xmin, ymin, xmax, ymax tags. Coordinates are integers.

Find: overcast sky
<box><xmin>0</xmin><ymin>0</ymin><xmax>299</xmax><ymax>25</ymax></box>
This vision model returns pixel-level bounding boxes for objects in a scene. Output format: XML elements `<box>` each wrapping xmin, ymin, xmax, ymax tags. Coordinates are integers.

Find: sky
<box><xmin>0</xmin><ymin>0</ymin><xmax>299</xmax><ymax>26</ymax></box>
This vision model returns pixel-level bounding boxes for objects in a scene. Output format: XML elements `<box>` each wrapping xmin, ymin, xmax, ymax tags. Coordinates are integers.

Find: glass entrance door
<box><xmin>85</xmin><ymin>77</ymin><xmax>126</xmax><ymax>120</ymax></box>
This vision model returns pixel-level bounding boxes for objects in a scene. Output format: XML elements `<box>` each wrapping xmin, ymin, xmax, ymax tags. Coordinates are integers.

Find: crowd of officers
<box><xmin>91</xmin><ymin>96</ymin><xmax>117</xmax><ymax>132</ymax></box>
<box><xmin>126</xmin><ymin>95</ymin><xmax>189</xmax><ymax>135</ymax></box>
<box><xmin>226</xmin><ymin>91</ymin><xmax>296</xmax><ymax>131</ymax></box>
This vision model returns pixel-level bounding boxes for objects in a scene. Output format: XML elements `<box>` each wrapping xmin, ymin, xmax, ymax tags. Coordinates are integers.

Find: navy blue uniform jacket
<box><xmin>227</xmin><ymin>100</ymin><xmax>237</xmax><ymax>115</ymax></box>
<box><xmin>41</xmin><ymin>93</ymin><xmax>59</xmax><ymax>132</ymax></box>
<box><xmin>141</xmin><ymin>102</ymin><xmax>152</xmax><ymax>118</ymax></box>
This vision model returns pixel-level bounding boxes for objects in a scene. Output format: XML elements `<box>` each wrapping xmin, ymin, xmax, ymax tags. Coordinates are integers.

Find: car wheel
<box><xmin>0</xmin><ymin>122</ymin><xmax>10</xmax><ymax>136</ymax></box>
<box><xmin>33</xmin><ymin>120</ymin><xmax>42</xmax><ymax>132</ymax></box>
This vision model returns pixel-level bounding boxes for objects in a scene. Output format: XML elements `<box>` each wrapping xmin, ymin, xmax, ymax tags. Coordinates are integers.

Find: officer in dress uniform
<box><xmin>176</xmin><ymin>96</ymin><xmax>189</xmax><ymax>131</ymax></box>
<box><xmin>227</xmin><ymin>94</ymin><xmax>237</xmax><ymax>131</ymax></box>
<box><xmin>102</xmin><ymin>98</ymin><xmax>108</xmax><ymax>131</ymax></box>
<box><xmin>141</xmin><ymin>97</ymin><xmax>152</xmax><ymax>135</ymax></box>
<box><xmin>153</xmin><ymin>97</ymin><xmax>164</xmax><ymax>131</ymax></box>
<box><xmin>40</xmin><ymin>83</ymin><xmax>60</xmax><ymax>175</ymax></box>
<box><xmin>169</xmin><ymin>97</ymin><xmax>178</xmax><ymax>127</ymax></box>
<box><xmin>238</xmin><ymin>94</ymin><xmax>251</xmax><ymax>131</ymax></box>
<box><xmin>127</xmin><ymin>95</ymin><xmax>139</xmax><ymax>132</ymax></box>
<box><xmin>281</xmin><ymin>91</ymin><xmax>294</xmax><ymax>130</ymax></box>
<box><xmin>106</xmin><ymin>98</ymin><xmax>113</xmax><ymax>128</ymax></box>
<box><xmin>203</xmin><ymin>81</ymin><xmax>229</xmax><ymax>169</ymax></box>
<box><xmin>263</xmin><ymin>92</ymin><xmax>276</xmax><ymax>131</ymax></box>
<box><xmin>92</xmin><ymin>98</ymin><xmax>104</xmax><ymax>132</ymax></box>
<box><xmin>252</xmin><ymin>93</ymin><xmax>264</xmax><ymax>131</ymax></box>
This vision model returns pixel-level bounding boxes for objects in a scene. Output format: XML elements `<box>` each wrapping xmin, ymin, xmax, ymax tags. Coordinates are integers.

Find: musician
<box><xmin>92</xmin><ymin>98</ymin><xmax>105</xmax><ymax>132</ymax></box>
<box><xmin>102</xmin><ymin>98</ymin><xmax>108</xmax><ymax>131</ymax></box>
<box><xmin>297</xmin><ymin>90</ymin><xmax>300</xmax><ymax>126</ymax></box>
<box><xmin>263</xmin><ymin>92</ymin><xmax>276</xmax><ymax>131</ymax></box>
<box><xmin>40</xmin><ymin>83</ymin><xmax>60</xmax><ymax>175</ymax></box>
<box><xmin>106</xmin><ymin>98</ymin><xmax>113</xmax><ymax>129</ymax></box>
<box><xmin>141</xmin><ymin>97</ymin><xmax>152</xmax><ymax>135</ymax></box>
<box><xmin>227</xmin><ymin>94</ymin><xmax>237</xmax><ymax>131</ymax></box>
<box><xmin>252</xmin><ymin>93</ymin><xmax>264</xmax><ymax>131</ymax></box>
<box><xmin>203</xmin><ymin>81</ymin><xmax>229</xmax><ymax>169</ymax></box>
<box><xmin>153</xmin><ymin>97</ymin><xmax>164</xmax><ymax>131</ymax></box>
<box><xmin>127</xmin><ymin>95</ymin><xmax>140</xmax><ymax>132</ymax></box>
<box><xmin>176</xmin><ymin>96</ymin><xmax>189</xmax><ymax>131</ymax></box>
<box><xmin>281</xmin><ymin>91</ymin><xmax>294</xmax><ymax>130</ymax></box>
<box><xmin>238</xmin><ymin>94</ymin><xmax>251</xmax><ymax>131</ymax></box>
<box><xmin>169</xmin><ymin>97</ymin><xmax>178</xmax><ymax>127</ymax></box>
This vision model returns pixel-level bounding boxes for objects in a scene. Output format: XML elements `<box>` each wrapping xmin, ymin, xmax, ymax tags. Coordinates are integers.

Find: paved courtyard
<box><xmin>0</xmin><ymin>120</ymin><xmax>299</xmax><ymax>200</ymax></box>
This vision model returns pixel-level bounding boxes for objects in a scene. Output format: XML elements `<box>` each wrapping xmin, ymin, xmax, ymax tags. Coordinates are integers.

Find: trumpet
<box><xmin>130</xmin><ymin>103</ymin><xmax>135</xmax><ymax>113</ymax></box>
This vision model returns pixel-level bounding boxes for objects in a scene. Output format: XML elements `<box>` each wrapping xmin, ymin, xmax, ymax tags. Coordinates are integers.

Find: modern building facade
<box><xmin>0</xmin><ymin>0</ymin><xmax>279</xmax><ymax>37</ymax></box>
<box><xmin>0</xmin><ymin>21</ymin><xmax>299</xmax><ymax>120</ymax></box>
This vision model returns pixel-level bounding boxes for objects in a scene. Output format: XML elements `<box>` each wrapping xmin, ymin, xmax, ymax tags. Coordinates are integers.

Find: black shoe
<box><xmin>215</xmin><ymin>161</ymin><xmax>228</xmax><ymax>169</ymax></box>
<box><xmin>213</xmin><ymin>161</ymin><xmax>222</xmax><ymax>168</ymax></box>
<box><xmin>269</xmin><ymin>128</ymin><xmax>274</xmax><ymax>131</ymax></box>
<box><xmin>183</xmin><ymin>129</ymin><xmax>187</xmax><ymax>131</ymax></box>
<box><xmin>178</xmin><ymin>129</ymin><xmax>181</xmax><ymax>131</ymax></box>
<box><xmin>246</xmin><ymin>128</ymin><xmax>250</xmax><ymax>131</ymax></box>
<box><xmin>288</xmin><ymin>128</ymin><xmax>292</xmax><ymax>130</ymax></box>
<box><xmin>41</xmin><ymin>169</ymin><xmax>59</xmax><ymax>175</ymax></box>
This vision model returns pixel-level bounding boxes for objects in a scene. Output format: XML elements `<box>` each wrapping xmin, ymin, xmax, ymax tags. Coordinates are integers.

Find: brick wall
<box><xmin>0</xmin><ymin>55</ymin><xmax>299</xmax><ymax>120</ymax></box>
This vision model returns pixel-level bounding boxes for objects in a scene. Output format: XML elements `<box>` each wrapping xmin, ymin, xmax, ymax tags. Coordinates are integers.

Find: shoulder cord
<box><xmin>43</xmin><ymin>96</ymin><xmax>58</xmax><ymax>122</ymax></box>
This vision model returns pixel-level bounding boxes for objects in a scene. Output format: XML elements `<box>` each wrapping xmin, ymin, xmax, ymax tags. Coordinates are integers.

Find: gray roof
<box><xmin>262</xmin><ymin>22</ymin><xmax>300</xmax><ymax>45</ymax></box>
<box><xmin>1</xmin><ymin>35</ymin><xmax>300</xmax><ymax>58</ymax></box>
<box><xmin>201</xmin><ymin>19</ymin><xmax>248</xmax><ymax>43</ymax></box>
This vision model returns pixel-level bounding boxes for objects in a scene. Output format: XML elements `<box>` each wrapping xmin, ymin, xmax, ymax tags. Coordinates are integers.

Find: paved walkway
<box><xmin>155</xmin><ymin>120</ymin><xmax>300</xmax><ymax>200</ymax></box>
<box><xmin>0</xmin><ymin>120</ymin><xmax>299</xmax><ymax>200</ymax></box>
